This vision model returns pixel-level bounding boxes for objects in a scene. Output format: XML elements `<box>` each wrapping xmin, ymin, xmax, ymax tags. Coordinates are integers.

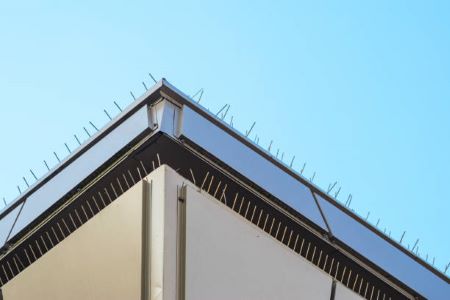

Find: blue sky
<box><xmin>0</xmin><ymin>1</ymin><xmax>449</xmax><ymax>273</ymax></box>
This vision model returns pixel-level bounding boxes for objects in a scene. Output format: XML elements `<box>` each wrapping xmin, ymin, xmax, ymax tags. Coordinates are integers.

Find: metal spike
<box><xmin>327</xmin><ymin>181</ymin><xmax>337</xmax><ymax>194</ymax></box>
<box><xmin>3</xmin><ymin>197</ymin><xmax>7</xmax><ymax>206</ymax></box>
<box><xmin>376</xmin><ymin>218</ymin><xmax>380</xmax><ymax>227</ymax></box>
<box><xmin>64</xmin><ymin>143</ymin><xmax>71</xmax><ymax>154</ymax></box>
<box><xmin>44</xmin><ymin>160</ymin><xmax>50</xmax><ymax>171</ymax></box>
<box><xmin>310</xmin><ymin>172</ymin><xmax>316</xmax><ymax>182</ymax></box>
<box><xmin>365</xmin><ymin>211</ymin><xmax>370</xmax><ymax>221</ymax></box>
<box><xmin>198</xmin><ymin>89</ymin><xmax>204</xmax><ymax>103</ymax></box>
<box><xmin>245</xmin><ymin>122</ymin><xmax>256</xmax><ymax>137</ymax></box>
<box><xmin>130</xmin><ymin>91</ymin><xmax>136</xmax><ymax>100</ymax></box>
<box><xmin>300</xmin><ymin>162</ymin><xmax>306</xmax><ymax>175</ymax></box>
<box><xmin>22</xmin><ymin>177</ymin><xmax>29</xmax><ymax>187</ymax></box>
<box><xmin>83</xmin><ymin>126</ymin><xmax>91</xmax><ymax>137</ymax></box>
<box><xmin>114</xmin><ymin>101</ymin><xmax>122</xmax><ymax>112</ymax></box>
<box><xmin>17</xmin><ymin>186</ymin><xmax>21</xmax><ymax>194</ymax></box>
<box><xmin>281</xmin><ymin>152</ymin><xmax>284</xmax><ymax>161</ymax></box>
<box><xmin>221</xmin><ymin>104</ymin><xmax>230</xmax><ymax>120</ymax></box>
<box><xmin>191</xmin><ymin>88</ymin><xmax>203</xmax><ymax>100</ymax></box>
<box><xmin>142</xmin><ymin>82</ymin><xmax>148</xmax><ymax>91</ymax></box>
<box><xmin>30</xmin><ymin>169</ymin><xmax>38</xmax><ymax>180</ymax></box>
<box><xmin>230</xmin><ymin>116</ymin><xmax>234</xmax><ymax>127</ymax></box>
<box><xmin>334</xmin><ymin>187</ymin><xmax>341</xmax><ymax>198</ymax></box>
<box><xmin>104</xmin><ymin>109</ymin><xmax>112</xmax><ymax>120</ymax></box>
<box><xmin>290</xmin><ymin>156</ymin><xmax>295</xmax><ymax>168</ymax></box>
<box><xmin>148</xmin><ymin>73</ymin><xmax>157</xmax><ymax>83</ymax></box>
<box><xmin>400</xmin><ymin>231</ymin><xmax>406</xmax><ymax>244</ymax></box>
<box><xmin>444</xmin><ymin>262</ymin><xmax>449</xmax><ymax>274</ymax></box>
<box><xmin>268</xmin><ymin>140</ymin><xmax>273</xmax><ymax>152</ymax></box>
<box><xmin>74</xmin><ymin>134</ymin><xmax>81</xmax><ymax>146</ymax></box>
<box><xmin>411</xmin><ymin>239</ymin><xmax>419</xmax><ymax>252</ymax></box>
<box><xmin>216</xmin><ymin>104</ymin><xmax>228</xmax><ymax>117</ymax></box>
<box><xmin>53</xmin><ymin>152</ymin><xmax>60</xmax><ymax>162</ymax></box>
<box><xmin>89</xmin><ymin>121</ymin><xmax>99</xmax><ymax>131</ymax></box>
<box><xmin>346</xmin><ymin>194</ymin><xmax>352</xmax><ymax>207</ymax></box>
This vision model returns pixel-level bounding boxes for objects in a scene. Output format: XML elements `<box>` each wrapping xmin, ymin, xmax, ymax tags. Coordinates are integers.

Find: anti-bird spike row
<box><xmin>148</xmin><ymin>73</ymin><xmax>157</xmax><ymax>83</ymax></box>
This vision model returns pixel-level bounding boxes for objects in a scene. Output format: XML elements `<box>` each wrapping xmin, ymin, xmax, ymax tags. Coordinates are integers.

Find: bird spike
<box><xmin>83</xmin><ymin>127</ymin><xmax>91</xmax><ymax>137</ymax></box>
<box><xmin>290</xmin><ymin>156</ymin><xmax>295</xmax><ymax>168</ymax></box>
<box><xmin>221</xmin><ymin>104</ymin><xmax>230</xmax><ymax>120</ymax></box>
<box><xmin>215</xmin><ymin>104</ymin><xmax>228</xmax><ymax>117</ymax></box>
<box><xmin>104</xmin><ymin>109</ymin><xmax>112</xmax><ymax>121</ymax></box>
<box><xmin>334</xmin><ymin>187</ymin><xmax>341</xmax><ymax>199</ymax></box>
<box><xmin>142</xmin><ymin>81</ymin><xmax>148</xmax><ymax>91</ymax></box>
<box><xmin>400</xmin><ymin>231</ymin><xmax>406</xmax><ymax>244</ymax></box>
<box><xmin>148</xmin><ymin>73</ymin><xmax>157</xmax><ymax>83</ymax></box>
<box><xmin>114</xmin><ymin>101</ymin><xmax>122</xmax><ymax>112</ymax></box>
<box><xmin>245</xmin><ymin>122</ymin><xmax>256</xmax><ymax>137</ymax></box>
<box><xmin>30</xmin><ymin>169</ymin><xmax>38</xmax><ymax>181</ymax></box>
<box><xmin>53</xmin><ymin>152</ymin><xmax>61</xmax><ymax>162</ymax></box>
<box><xmin>64</xmin><ymin>143</ymin><xmax>71</xmax><ymax>154</ymax></box>
<box><xmin>130</xmin><ymin>91</ymin><xmax>136</xmax><ymax>100</ymax></box>
<box><xmin>89</xmin><ymin>121</ymin><xmax>99</xmax><ymax>132</ymax></box>
<box><xmin>43</xmin><ymin>160</ymin><xmax>50</xmax><ymax>171</ymax></box>
<box><xmin>74</xmin><ymin>134</ymin><xmax>82</xmax><ymax>146</ymax></box>
<box><xmin>300</xmin><ymin>162</ymin><xmax>306</xmax><ymax>175</ymax></box>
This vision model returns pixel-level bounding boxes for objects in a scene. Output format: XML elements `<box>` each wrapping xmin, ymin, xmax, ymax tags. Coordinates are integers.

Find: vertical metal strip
<box><xmin>141</xmin><ymin>179</ymin><xmax>152</xmax><ymax>300</ymax></box>
<box><xmin>311</xmin><ymin>191</ymin><xmax>333</xmax><ymax>236</ymax></box>
<box><xmin>177</xmin><ymin>185</ymin><xmax>187</xmax><ymax>300</ymax></box>
<box><xmin>330</xmin><ymin>280</ymin><xmax>337</xmax><ymax>300</ymax></box>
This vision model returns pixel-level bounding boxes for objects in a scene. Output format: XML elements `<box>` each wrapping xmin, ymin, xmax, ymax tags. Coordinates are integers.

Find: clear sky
<box><xmin>0</xmin><ymin>1</ymin><xmax>449</xmax><ymax>274</ymax></box>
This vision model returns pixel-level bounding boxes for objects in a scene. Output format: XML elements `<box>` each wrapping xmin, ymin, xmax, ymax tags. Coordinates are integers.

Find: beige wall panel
<box><xmin>3</xmin><ymin>181</ymin><xmax>144</xmax><ymax>300</ymax></box>
<box><xmin>335</xmin><ymin>282</ymin><xmax>365</xmax><ymax>300</ymax></box>
<box><xmin>184</xmin><ymin>185</ymin><xmax>333</xmax><ymax>300</ymax></box>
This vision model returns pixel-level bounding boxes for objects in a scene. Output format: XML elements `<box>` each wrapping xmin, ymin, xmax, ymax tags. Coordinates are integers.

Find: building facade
<box><xmin>0</xmin><ymin>80</ymin><xmax>448</xmax><ymax>299</ymax></box>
